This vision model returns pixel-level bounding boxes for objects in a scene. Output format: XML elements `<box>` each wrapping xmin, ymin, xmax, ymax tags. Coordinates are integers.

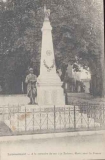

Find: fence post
<box><xmin>18</xmin><ymin>105</ymin><xmax>19</xmax><ymax>132</ymax></box>
<box><xmin>103</xmin><ymin>105</ymin><xmax>105</xmax><ymax>124</ymax></box>
<box><xmin>40</xmin><ymin>108</ymin><xmax>41</xmax><ymax>130</ymax></box>
<box><xmin>69</xmin><ymin>107</ymin><xmax>70</xmax><ymax>128</ymax></box>
<box><xmin>47</xmin><ymin>111</ymin><xmax>48</xmax><ymax>130</ymax></box>
<box><xmin>54</xmin><ymin>105</ymin><xmax>56</xmax><ymax>131</ymax></box>
<box><xmin>87</xmin><ymin>105</ymin><xmax>89</xmax><ymax>129</ymax></box>
<box><xmin>74</xmin><ymin>105</ymin><xmax>76</xmax><ymax>130</ymax></box>
<box><xmin>25</xmin><ymin>107</ymin><xmax>26</xmax><ymax>132</ymax></box>
<box><xmin>33</xmin><ymin>109</ymin><xmax>34</xmax><ymax>132</ymax></box>
<box><xmin>59</xmin><ymin>110</ymin><xmax>61</xmax><ymax>129</ymax></box>
<box><xmin>64</xmin><ymin>107</ymin><xmax>66</xmax><ymax>129</ymax></box>
<box><xmin>93</xmin><ymin>106</ymin><xmax>96</xmax><ymax>128</ymax></box>
<box><xmin>2</xmin><ymin>107</ymin><xmax>4</xmax><ymax>122</ymax></box>
<box><xmin>10</xmin><ymin>107</ymin><xmax>11</xmax><ymax>128</ymax></box>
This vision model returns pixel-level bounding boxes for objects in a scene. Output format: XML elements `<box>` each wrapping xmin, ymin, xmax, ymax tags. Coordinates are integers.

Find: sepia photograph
<box><xmin>0</xmin><ymin>0</ymin><xmax>105</xmax><ymax>159</ymax></box>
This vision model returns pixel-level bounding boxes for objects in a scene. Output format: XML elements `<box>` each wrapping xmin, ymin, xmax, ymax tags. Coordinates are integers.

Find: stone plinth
<box><xmin>37</xmin><ymin>81</ymin><xmax>65</xmax><ymax>105</ymax></box>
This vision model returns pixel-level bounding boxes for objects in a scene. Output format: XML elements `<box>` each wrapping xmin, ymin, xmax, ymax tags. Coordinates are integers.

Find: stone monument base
<box><xmin>37</xmin><ymin>85</ymin><xmax>65</xmax><ymax>106</ymax></box>
<box><xmin>37</xmin><ymin>75</ymin><xmax>65</xmax><ymax>106</ymax></box>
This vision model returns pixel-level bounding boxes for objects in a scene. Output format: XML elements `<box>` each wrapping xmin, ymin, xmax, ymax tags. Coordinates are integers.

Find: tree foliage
<box><xmin>0</xmin><ymin>0</ymin><xmax>104</xmax><ymax>95</ymax></box>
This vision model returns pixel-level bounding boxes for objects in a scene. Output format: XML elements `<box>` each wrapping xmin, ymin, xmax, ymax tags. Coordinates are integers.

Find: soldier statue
<box><xmin>25</xmin><ymin>68</ymin><xmax>37</xmax><ymax>104</ymax></box>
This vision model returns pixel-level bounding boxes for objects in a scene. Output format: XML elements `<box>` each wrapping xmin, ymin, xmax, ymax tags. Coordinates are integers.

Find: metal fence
<box><xmin>0</xmin><ymin>103</ymin><xmax>105</xmax><ymax>135</ymax></box>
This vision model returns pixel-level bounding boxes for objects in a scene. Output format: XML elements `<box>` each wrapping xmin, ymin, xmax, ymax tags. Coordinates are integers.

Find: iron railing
<box><xmin>0</xmin><ymin>103</ymin><xmax>105</xmax><ymax>135</ymax></box>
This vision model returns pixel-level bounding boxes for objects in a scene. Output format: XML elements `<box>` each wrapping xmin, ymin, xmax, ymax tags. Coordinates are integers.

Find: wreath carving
<box><xmin>46</xmin><ymin>50</ymin><xmax>52</xmax><ymax>56</ymax></box>
<box><xmin>43</xmin><ymin>59</ymin><xmax>55</xmax><ymax>72</ymax></box>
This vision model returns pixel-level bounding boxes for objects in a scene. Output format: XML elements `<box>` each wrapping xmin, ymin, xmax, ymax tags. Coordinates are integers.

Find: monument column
<box><xmin>37</xmin><ymin>6</ymin><xmax>65</xmax><ymax>106</ymax></box>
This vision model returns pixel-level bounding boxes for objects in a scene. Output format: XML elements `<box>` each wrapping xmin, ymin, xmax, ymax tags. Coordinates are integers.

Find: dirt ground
<box><xmin>0</xmin><ymin>133</ymin><xmax>105</xmax><ymax>160</ymax></box>
<box><xmin>0</xmin><ymin>93</ymin><xmax>105</xmax><ymax>106</ymax></box>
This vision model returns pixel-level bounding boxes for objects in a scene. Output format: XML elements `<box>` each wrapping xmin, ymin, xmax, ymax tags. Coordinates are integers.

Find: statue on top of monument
<box><xmin>44</xmin><ymin>5</ymin><xmax>50</xmax><ymax>20</ymax></box>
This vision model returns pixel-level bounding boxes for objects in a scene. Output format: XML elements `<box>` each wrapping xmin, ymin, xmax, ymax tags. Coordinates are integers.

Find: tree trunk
<box><xmin>100</xmin><ymin>55</ymin><xmax>105</xmax><ymax>97</ymax></box>
<box><xmin>100</xmin><ymin>0</ymin><xmax>104</xmax><ymax>97</ymax></box>
<box><xmin>100</xmin><ymin>7</ymin><xmax>105</xmax><ymax>97</ymax></box>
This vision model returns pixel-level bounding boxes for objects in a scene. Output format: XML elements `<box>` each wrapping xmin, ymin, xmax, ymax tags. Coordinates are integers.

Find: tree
<box><xmin>0</xmin><ymin>0</ymin><xmax>104</xmax><ymax>96</ymax></box>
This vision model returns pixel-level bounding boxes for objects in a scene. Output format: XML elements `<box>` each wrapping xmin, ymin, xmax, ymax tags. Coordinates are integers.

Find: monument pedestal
<box><xmin>37</xmin><ymin>76</ymin><xmax>65</xmax><ymax>105</ymax></box>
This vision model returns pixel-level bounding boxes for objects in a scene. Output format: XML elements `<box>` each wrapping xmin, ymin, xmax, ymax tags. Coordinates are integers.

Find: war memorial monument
<box><xmin>2</xmin><ymin>6</ymin><xmax>66</xmax><ymax>132</ymax></box>
<box><xmin>37</xmin><ymin>6</ymin><xmax>65</xmax><ymax>106</ymax></box>
<box><xmin>0</xmin><ymin>4</ymin><xmax>104</xmax><ymax>136</ymax></box>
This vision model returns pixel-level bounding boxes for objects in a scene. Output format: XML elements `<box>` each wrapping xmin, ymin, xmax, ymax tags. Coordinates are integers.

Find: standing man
<box><xmin>25</xmin><ymin>68</ymin><xmax>37</xmax><ymax>104</ymax></box>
